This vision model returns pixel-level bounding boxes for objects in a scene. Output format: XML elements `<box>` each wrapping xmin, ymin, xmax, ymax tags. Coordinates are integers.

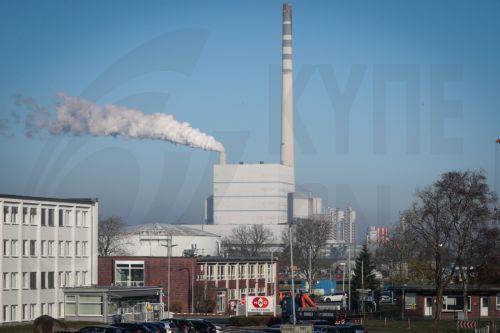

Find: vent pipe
<box><xmin>280</xmin><ymin>3</ymin><xmax>294</xmax><ymax>167</ymax></box>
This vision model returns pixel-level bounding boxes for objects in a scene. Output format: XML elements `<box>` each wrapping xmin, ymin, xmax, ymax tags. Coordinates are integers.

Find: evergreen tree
<box><xmin>350</xmin><ymin>243</ymin><xmax>379</xmax><ymax>312</ymax></box>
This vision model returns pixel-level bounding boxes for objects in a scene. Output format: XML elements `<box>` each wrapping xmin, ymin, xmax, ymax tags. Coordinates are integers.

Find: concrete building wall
<box><xmin>120</xmin><ymin>224</ymin><xmax>222</xmax><ymax>257</ymax></box>
<box><xmin>0</xmin><ymin>195</ymin><xmax>98</xmax><ymax>324</ymax></box>
<box><xmin>213</xmin><ymin>163</ymin><xmax>294</xmax><ymax>225</ymax></box>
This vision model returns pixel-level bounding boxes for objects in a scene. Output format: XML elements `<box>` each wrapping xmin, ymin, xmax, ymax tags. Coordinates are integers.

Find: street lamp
<box><xmin>279</xmin><ymin>220</ymin><xmax>296</xmax><ymax>325</ymax></box>
<box><xmin>160</xmin><ymin>236</ymin><xmax>178</xmax><ymax>318</ymax></box>
<box><xmin>178</xmin><ymin>267</ymin><xmax>193</xmax><ymax>313</ymax></box>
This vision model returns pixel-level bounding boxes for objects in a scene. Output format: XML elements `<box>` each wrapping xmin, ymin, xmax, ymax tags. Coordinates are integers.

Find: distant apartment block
<box><xmin>0</xmin><ymin>194</ymin><xmax>98</xmax><ymax>324</ymax></box>
<box><xmin>325</xmin><ymin>206</ymin><xmax>357</xmax><ymax>245</ymax></box>
<box><xmin>366</xmin><ymin>226</ymin><xmax>388</xmax><ymax>249</ymax></box>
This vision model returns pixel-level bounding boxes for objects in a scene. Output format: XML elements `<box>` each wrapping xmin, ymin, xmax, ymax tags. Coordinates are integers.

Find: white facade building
<box><xmin>211</xmin><ymin>163</ymin><xmax>295</xmax><ymax>226</ymax></box>
<box><xmin>121</xmin><ymin>223</ymin><xmax>221</xmax><ymax>257</ymax></box>
<box><xmin>0</xmin><ymin>194</ymin><xmax>98</xmax><ymax>324</ymax></box>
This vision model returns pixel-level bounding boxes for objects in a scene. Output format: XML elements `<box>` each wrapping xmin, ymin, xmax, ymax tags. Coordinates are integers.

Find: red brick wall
<box><xmin>410</xmin><ymin>294</ymin><xmax>500</xmax><ymax>319</ymax></box>
<box><xmin>98</xmin><ymin>256</ymin><xmax>198</xmax><ymax>313</ymax></box>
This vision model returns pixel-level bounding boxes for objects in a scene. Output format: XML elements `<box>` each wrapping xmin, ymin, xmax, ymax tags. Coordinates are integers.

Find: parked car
<box><xmin>142</xmin><ymin>322</ymin><xmax>164</xmax><ymax>333</ymax></box>
<box><xmin>342</xmin><ymin>324</ymin><xmax>367</xmax><ymax>333</ymax></box>
<box><xmin>186</xmin><ymin>319</ymin><xmax>212</xmax><ymax>333</ymax></box>
<box><xmin>154</xmin><ymin>321</ymin><xmax>178</xmax><ymax>333</ymax></box>
<box><xmin>112</xmin><ymin>322</ymin><xmax>153</xmax><ymax>333</ymax></box>
<box><xmin>198</xmin><ymin>319</ymin><xmax>222</xmax><ymax>333</ymax></box>
<box><xmin>319</xmin><ymin>293</ymin><xmax>347</xmax><ymax>303</ymax></box>
<box><xmin>79</xmin><ymin>325</ymin><xmax>128</xmax><ymax>333</ymax></box>
<box><xmin>165</xmin><ymin>319</ymin><xmax>194</xmax><ymax>333</ymax></box>
<box><xmin>313</xmin><ymin>325</ymin><xmax>342</xmax><ymax>333</ymax></box>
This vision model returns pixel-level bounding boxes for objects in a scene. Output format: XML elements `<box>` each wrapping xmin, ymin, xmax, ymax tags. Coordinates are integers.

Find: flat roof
<box><xmin>197</xmin><ymin>256</ymin><xmax>278</xmax><ymax>263</ymax></box>
<box><xmin>0</xmin><ymin>193</ymin><xmax>98</xmax><ymax>205</ymax></box>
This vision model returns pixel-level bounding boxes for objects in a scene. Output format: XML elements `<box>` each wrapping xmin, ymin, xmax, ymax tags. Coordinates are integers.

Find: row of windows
<box><xmin>202</xmin><ymin>263</ymin><xmax>275</xmax><ymax>282</ymax></box>
<box><xmin>2</xmin><ymin>270</ymin><xmax>88</xmax><ymax>290</ymax></box>
<box><xmin>2</xmin><ymin>206</ymin><xmax>89</xmax><ymax>228</ymax></box>
<box><xmin>2</xmin><ymin>302</ymin><xmax>63</xmax><ymax>322</ymax></box>
<box><xmin>228</xmin><ymin>287</ymin><xmax>269</xmax><ymax>300</ymax></box>
<box><xmin>3</xmin><ymin>239</ymin><xmax>88</xmax><ymax>258</ymax></box>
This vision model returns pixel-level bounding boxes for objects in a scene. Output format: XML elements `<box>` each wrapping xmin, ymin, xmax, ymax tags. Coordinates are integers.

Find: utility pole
<box><xmin>348</xmin><ymin>243</ymin><xmax>351</xmax><ymax>311</ymax></box>
<box><xmin>161</xmin><ymin>236</ymin><xmax>177</xmax><ymax>318</ymax></box>
<box><xmin>289</xmin><ymin>221</ymin><xmax>296</xmax><ymax>325</ymax></box>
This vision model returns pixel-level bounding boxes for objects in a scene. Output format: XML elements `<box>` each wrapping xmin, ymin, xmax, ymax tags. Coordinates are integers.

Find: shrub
<box><xmin>170</xmin><ymin>301</ymin><xmax>184</xmax><ymax>313</ymax></box>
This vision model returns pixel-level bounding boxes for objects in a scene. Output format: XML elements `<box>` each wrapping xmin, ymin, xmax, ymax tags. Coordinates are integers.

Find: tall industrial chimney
<box><xmin>495</xmin><ymin>138</ymin><xmax>500</xmax><ymax>205</ymax></box>
<box><xmin>280</xmin><ymin>3</ymin><xmax>294</xmax><ymax>168</ymax></box>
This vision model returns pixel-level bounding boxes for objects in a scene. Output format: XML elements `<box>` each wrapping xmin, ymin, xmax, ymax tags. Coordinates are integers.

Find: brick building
<box><xmin>98</xmin><ymin>256</ymin><xmax>198</xmax><ymax>313</ymax></box>
<box><xmin>394</xmin><ymin>285</ymin><xmax>500</xmax><ymax>319</ymax></box>
<box><xmin>98</xmin><ymin>256</ymin><xmax>278</xmax><ymax>314</ymax></box>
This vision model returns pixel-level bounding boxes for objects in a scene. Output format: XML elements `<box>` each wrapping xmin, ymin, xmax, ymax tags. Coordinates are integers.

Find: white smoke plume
<box><xmin>18</xmin><ymin>92</ymin><xmax>225</xmax><ymax>152</ymax></box>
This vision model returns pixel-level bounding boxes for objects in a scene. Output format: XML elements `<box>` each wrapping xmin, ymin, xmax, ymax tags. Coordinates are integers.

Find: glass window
<box><xmin>3</xmin><ymin>206</ymin><xmax>9</xmax><ymax>223</ymax></box>
<box><xmin>48</xmin><ymin>241</ymin><xmax>54</xmax><ymax>257</ymax></box>
<box><xmin>48</xmin><ymin>209</ymin><xmax>54</xmax><ymax>227</ymax></box>
<box><xmin>76</xmin><ymin>211</ymin><xmax>81</xmax><ymax>227</ymax></box>
<box><xmin>497</xmin><ymin>294</ymin><xmax>500</xmax><ymax>311</ymax></box>
<box><xmin>2</xmin><ymin>305</ymin><xmax>8</xmax><ymax>322</ymax></box>
<box><xmin>65</xmin><ymin>272</ymin><xmax>71</xmax><ymax>287</ymax></box>
<box><xmin>115</xmin><ymin>261</ymin><xmax>145</xmax><ymax>287</ymax></box>
<box><xmin>442</xmin><ymin>296</ymin><xmax>471</xmax><ymax>311</ymax></box>
<box><xmin>48</xmin><ymin>272</ymin><xmax>54</xmax><ymax>289</ymax></box>
<box><xmin>41</xmin><ymin>208</ymin><xmax>46</xmax><ymax>226</ymax></box>
<box><xmin>30</xmin><ymin>304</ymin><xmax>36</xmax><ymax>319</ymax></box>
<box><xmin>59</xmin><ymin>272</ymin><xmax>65</xmax><ymax>287</ymax></box>
<box><xmin>59</xmin><ymin>241</ymin><xmax>64</xmax><ymax>257</ymax></box>
<box><xmin>65</xmin><ymin>241</ymin><xmax>71</xmax><ymax>257</ymax></box>
<box><xmin>11</xmin><ymin>273</ymin><xmax>18</xmax><ymax>289</ymax></box>
<box><xmin>30</xmin><ymin>240</ymin><xmax>36</xmax><ymax>256</ymax></box>
<box><xmin>82</xmin><ymin>242</ymin><xmax>87</xmax><ymax>257</ymax></box>
<box><xmin>41</xmin><ymin>272</ymin><xmax>46</xmax><ymax>289</ymax></box>
<box><xmin>23</xmin><ymin>240</ymin><xmax>28</xmax><ymax>256</ymax></box>
<box><xmin>10</xmin><ymin>305</ymin><xmax>17</xmax><ymax>321</ymax></box>
<box><xmin>78</xmin><ymin>296</ymin><xmax>103</xmax><ymax>316</ymax></box>
<box><xmin>48</xmin><ymin>303</ymin><xmax>53</xmax><ymax>316</ymax></box>
<box><xmin>64</xmin><ymin>210</ymin><xmax>71</xmax><ymax>226</ymax></box>
<box><xmin>23</xmin><ymin>208</ymin><xmax>29</xmax><ymax>225</ymax></box>
<box><xmin>22</xmin><ymin>304</ymin><xmax>27</xmax><ymax>320</ymax></box>
<box><xmin>82</xmin><ymin>211</ymin><xmax>88</xmax><ymax>227</ymax></box>
<box><xmin>65</xmin><ymin>296</ymin><xmax>76</xmax><ymax>316</ymax></box>
<box><xmin>3</xmin><ymin>272</ymin><xmax>9</xmax><ymax>289</ymax></box>
<box><xmin>29</xmin><ymin>208</ymin><xmax>36</xmax><ymax>225</ymax></box>
<box><xmin>75</xmin><ymin>241</ymin><xmax>80</xmax><ymax>256</ymax></box>
<box><xmin>11</xmin><ymin>207</ymin><xmax>18</xmax><ymax>224</ymax></box>
<box><xmin>3</xmin><ymin>239</ymin><xmax>8</xmax><ymax>256</ymax></box>
<box><xmin>404</xmin><ymin>293</ymin><xmax>416</xmax><ymax>310</ymax></box>
<box><xmin>41</xmin><ymin>241</ymin><xmax>46</xmax><ymax>257</ymax></box>
<box><xmin>58</xmin><ymin>209</ymin><xmax>63</xmax><ymax>227</ymax></box>
<box><xmin>22</xmin><ymin>273</ymin><xmax>29</xmax><ymax>289</ymax></box>
<box><xmin>11</xmin><ymin>240</ymin><xmax>17</xmax><ymax>257</ymax></box>
<box><xmin>30</xmin><ymin>272</ymin><xmax>36</xmax><ymax>289</ymax></box>
<box><xmin>218</xmin><ymin>265</ymin><xmax>225</xmax><ymax>279</ymax></box>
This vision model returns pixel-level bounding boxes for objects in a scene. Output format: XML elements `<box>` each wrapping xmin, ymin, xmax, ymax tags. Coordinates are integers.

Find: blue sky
<box><xmin>1</xmin><ymin>0</ymin><xmax>499</xmax><ymax>239</ymax></box>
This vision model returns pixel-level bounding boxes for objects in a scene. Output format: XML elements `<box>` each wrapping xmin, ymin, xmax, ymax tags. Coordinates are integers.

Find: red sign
<box><xmin>241</xmin><ymin>297</ymin><xmax>246</xmax><ymax>305</ymax></box>
<box><xmin>246</xmin><ymin>296</ymin><xmax>274</xmax><ymax>313</ymax></box>
<box><xmin>457</xmin><ymin>320</ymin><xmax>476</xmax><ymax>329</ymax></box>
<box><xmin>252</xmin><ymin>297</ymin><xmax>270</xmax><ymax>309</ymax></box>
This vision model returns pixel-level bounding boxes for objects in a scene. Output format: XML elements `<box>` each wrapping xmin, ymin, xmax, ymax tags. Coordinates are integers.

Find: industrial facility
<box><xmin>191</xmin><ymin>4</ymin><xmax>322</xmax><ymax>238</ymax></box>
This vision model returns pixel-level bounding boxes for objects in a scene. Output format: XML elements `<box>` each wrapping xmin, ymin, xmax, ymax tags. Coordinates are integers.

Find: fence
<box><xmin>119</xmin><ymin>302</ymin><xmax>164</xmax><ymax>322</ymax></box>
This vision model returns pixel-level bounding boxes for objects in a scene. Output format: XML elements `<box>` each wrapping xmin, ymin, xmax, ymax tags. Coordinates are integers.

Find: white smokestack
<box><xmin>280</xmin><ymin>3</ymin><xmax>294</xmax><ymax>167</ymax></box>
<box><xmin>19</xmin><ymin>92</ymin><xmax>225</xmax><ymax>154</ymax></box>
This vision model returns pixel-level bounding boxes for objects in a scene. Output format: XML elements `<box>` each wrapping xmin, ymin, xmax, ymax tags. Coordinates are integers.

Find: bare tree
<box><xmin>402</xmin><ymin>170</ymin><xmax>498</xmax><ymax>320</ymax></box>
<box><xmin>98</xmin><ymin>216</ymin><xmax>128</xmax><ymax>256</ymax></box>
<box><xmin>221</xmin><ymin>224</ymin><xmax>273</xmax><ymax>257</ymax></box>
<box><xmin>281</xmin><ymin>217</ymin><xmax>330</xmax><ymax>288</ymax></box>
<box><xmin>402</xmin><ymin>185</ymin><xmax>455</xmax><ymax>320</ymax></box>
<box><xmin>437</xmin><ymin>171</ymin><xmax>496</xmax><ymax>319</ymax></box>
